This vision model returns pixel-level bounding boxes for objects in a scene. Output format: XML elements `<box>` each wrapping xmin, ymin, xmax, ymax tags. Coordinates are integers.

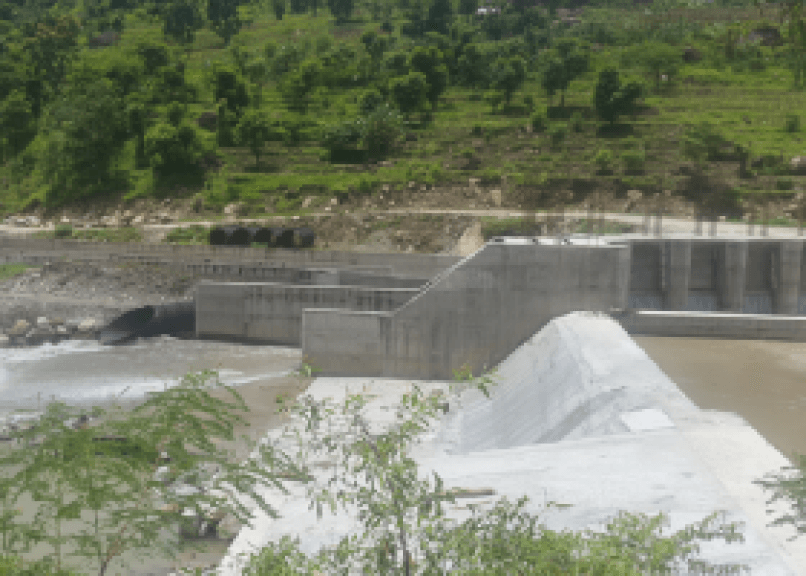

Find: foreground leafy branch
<box><xmin>0</xmin><ymin>370</ymin><xmax>301</xmax><ymax>576</ymax></box>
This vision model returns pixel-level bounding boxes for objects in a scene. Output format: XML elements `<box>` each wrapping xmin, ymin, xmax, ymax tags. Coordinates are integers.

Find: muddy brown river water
<box><xmin>634</xmin><ymin>336</ymin><xmax>806</xmax><ymax>465</ymax></box>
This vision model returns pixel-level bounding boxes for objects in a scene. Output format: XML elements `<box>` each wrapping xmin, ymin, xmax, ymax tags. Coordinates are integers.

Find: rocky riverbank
<box><xmin>0</xmin><ymin>260</ymin><xmax>198</xmax><ymax>348</ymax></box>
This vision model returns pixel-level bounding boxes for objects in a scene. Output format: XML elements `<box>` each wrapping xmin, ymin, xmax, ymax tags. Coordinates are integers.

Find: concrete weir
<box><xmin>219</xmin><ymin>312</ymin><xmax>805</xmax><ymax>574</ymax></box>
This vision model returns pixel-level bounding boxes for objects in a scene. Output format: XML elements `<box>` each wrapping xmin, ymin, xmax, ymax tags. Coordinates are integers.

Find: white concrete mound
<box><xmin>218</xmin><ymin>311</ymin><xmax>806</xmax><ymax>575</ymax></box>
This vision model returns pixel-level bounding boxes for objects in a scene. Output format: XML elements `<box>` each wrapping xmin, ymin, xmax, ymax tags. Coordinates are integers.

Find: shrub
<box><xmin>594</xmin><ymin>149</ymin><xmax>614</xmax><ymax>173</ymax></box>
<box><xmin>54</xmin><ymin>224</ymin><xmax>73</xmax><ymax>238</ymax></box>
<box><xmin>549</xmin><ymin>123</ymin><xmax>567</xmax><ymax>148</ymax></box>
<box><xmin>785</xmin><ymin>114</ymin><xmax>800</xmax><ymax>133</ymax></box>
<box><xmin>776</xmin><ymin>178</ymin><xmax>794</xmax><ymax>191</ymax></box>
<box><xmin>359</xmin><ymin>88</ymin><xmax>385</xmax><ymax>115</ymax></box>
<box><xmin>530</xmin><ymin>109</ymin><xmax>548</xmax><ymax>133</ymax></box>
<box><xmin>570</xmin><ymin>111</ymin><xmax>584</xmax><ymax>133</ymax></box>
<box><xmin>362</xmin><ymin>104</ymin><xmax>403</xmax><ymax>159</ymax></box>
<box><xmin>523</xmin><ymin>94</ymin><xmax>535</xmax><ymax>112</ymax></box>
<box><xmin>621</xmin><ymin>149</ymin><xmax>646</xmax><ymax>173</ymax></box>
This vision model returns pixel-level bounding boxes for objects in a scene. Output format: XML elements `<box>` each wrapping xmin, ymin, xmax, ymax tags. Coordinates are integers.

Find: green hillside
<box><xmin>1</xmin><ymin>0</ymin><xmax>805</xmax><ymax>220</ymax></box>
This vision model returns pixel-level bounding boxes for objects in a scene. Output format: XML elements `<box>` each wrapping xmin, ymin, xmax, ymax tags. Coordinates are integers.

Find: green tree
<box><xmin>237</xmin><ymin>109</ymin><xmax>275</xmax><ymax>169</ymax></box>
<box><xmin>594</xmin><ymin>68</ymin><xmax>642</xmax><ymax>125</ymax></box>
<box><xmin>786</xmin><ymin>3</ymin><xmax>806</xmax><ymax>88</ymax></box>
<box><xmin>213</xmin><ymin>65</ymin><xmax>250</xmax><ymax>119</ymax></box>
<box><xmin>279</xmin><ymin>57</ymin><xmax>321</xmax><ymax>113</ymax></box>
<box><xmin>243</xmin><ymin>56</ymin><xmax>270</xmax><ymax>108</ymax></box>
<box><xmin>390</xmin><ymin>71</ymin><xmax>428</xmax><ymax>119</ymax></box>
<box><xmin>458</xmin><ymin>0</ymin><xmax>478</xmax><ymax>17</ymax></box>
<box><xmin>163</xmin><ymin>0</ymin><xmax>203</xmax><ymax>44</ymax></box>
<box><xmin>540</xmin><ymin>38</ymin><xmax>589</xmax><ymax>108</ymax></box>
<box><xmin>492</xmin><ymin>55</ymin><xmax>527</xmax><ymax>106</ymax></box>
<box><xmin>426</xmin><ymin>0</ymin><xmax>452</xmax><ymax>35</ymax></box>
<box><xmin>271</xmin><ymin>0</ymin><xmax>286</xmax><ymax>20</ymax></box>
<box><xmin>328</xmin><ymin>0</ymin><xmax>353</xmax><ymax>23</ymax></box>
<box><xmin>40</xmin><ymin>78</ymin><xmax>129</xmax><ymax>203</ymax></box>
<box><xmin>136</xmin><ymin>40</ymin><xmax>171</xmax><ymax>76</ymax></box>
<box><xmin>145</xmin><ymin>120</ymin><xmax>207</xmax><ymax>179</ymax></box>
<box><xmin>0</xmin><ymin>90</ymin><xmax>35</xmax><ymax>161</ymax></box>
<box><xmin>627</xmin><ymin>41</ymin><xmax>680</xmax><ymax>92</ymax></box>
<box><xmin>207</xmin><ymin>0</ymin><xmax>243</xmax><ymax>45</ymax></box>
<box><xmin>289</xmin><ymin>0</ymin><xmax>308</xmax><ymax>13</ymax></box>
<box><xmin>409</xmin><ymin>46</ymin><xmax>449</xmax><ymax>110</ymax></box>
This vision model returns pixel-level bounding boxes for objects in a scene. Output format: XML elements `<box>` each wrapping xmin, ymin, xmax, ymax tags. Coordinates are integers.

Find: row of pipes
<box><xmin>209</xmin><ymin>225</ymin><xmax>315</xmax><ymax>248</ymax></box>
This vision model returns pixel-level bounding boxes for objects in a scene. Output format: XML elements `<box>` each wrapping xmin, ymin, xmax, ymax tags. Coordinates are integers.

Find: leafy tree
<box><xmin>136</xmin><ymin>40</ymin><xmax>171</xmax><ymax>76</ymax></box>
<box><xmin>207</xmin><ymin>0</ymin><xmax>243</xmax><ymax>45</ymax></box>
<box><xmin>426</xmin><ymin>0</ymin><xmax>452</xmax><ymax>35</ymax></box>
<box><xmin>0</xmin><ymin>371</ymin><xmax>298</xmax><ymax>576</ymax></box>
<box><xmin>328</xmin><ymin>0</ymin><xmax>353</xmax><ymax>23</ymax></box>
<box><xmin>362</xmin><ymin>103</ymin><xmax>403</xmax><ymax>159</ymax></box>
<box><xmin>0</xmin><ymin>90</ymin><xmax>35</xmax><ymax>161</ymax></box>
<box><xmin>409</xmin><ymin>46</ymin><xmax>449</xmax><ymax>110</ymax></box>
<box><xmin>127</xmin><ymin>100</ymin><xmax>149</xmax><ymax>169</ymax></box>
<box><xmin>540</xmin><ymin>38</ymin><xmax>589</xmax><ymax>108</ymax></box>
<box><xmin>594</xmin><ymin>68</ymin><xmax>642</xmax><ymax>125</ymax></box>
<box><xmin>213</xmin><ymin>65</ymin><xmax>250</xmax><ymax>119</ymax></box>
<box><xmin>359</xmin><ymin>87</ymin><xmax>385</xmax><ymax>114</ymax></box>
<box><xmin>243</xmin><ymin>56</ymin><xmax>269</xmax><ymax>108</ymax></box>
<box><xmin>627</xmin><ymin>41</ymin><xmax>680</xmax><ymax>91</ymax></box>
<box><xmin>458</xmin><ymin>0</ymin><xmax>478</xmax><ymax>17</ymax></box>
<box><xmin>279</xmin><ymin>57</ymin><xmax>321</xmax><ymax>113</ymax></box>
<box><xmin>39</xmin><ymin>78</ymin><xmax>129</xmax><ymax>203</ymax></box>
<box><xmin>271</xmin><ymin>0</ymin><xmax>286</xmax><ymax>20</ymax></box>
<box><xmin>390</xmin><ymin>70</ymin><xmax>428</xmax><ymax>118</ymax></box>
<box><xmin>785</xmin><ymin>3</ymin><xmax>806</xmax><ymax>88</ymax></box>
<box><xmin>236</xmin><ymin>109</ymin><xmax>275</xmax><ymax>169</ymax></box>
<box><xmin>163</xmin><ymin>0</ymin><xmax>203</xmax><ymax>44</ymax></box>
<box><xmin>492</xmin><ymin>55</ymin><xmax>526</xmax><ymax>106</ymax></box>
<box><xmin>145</xmin><ymin>120</ymin><xmax>206</xmax><ymax>179</ymax></box>
<box><xmin>289</xmin><ymin>0</ymin><xmax>307</xmax><ymax>14</ymax></box>
<box><xmin>456</xmin><ymin>43</ymin><xmax>491</xmax><ymax>88</ymax></box>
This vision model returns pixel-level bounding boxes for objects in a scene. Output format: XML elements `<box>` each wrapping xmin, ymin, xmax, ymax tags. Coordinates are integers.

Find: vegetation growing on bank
<box><xmin>0</xmin><ymin>263</ymin><xmax>40</xmax><ymax>281</ymax></box>
<box><xmin>0</xmin><ymin>367</ymin><xmax>755</xmax><ymax>575</ymax></box>
<box><xmin>0</xmin><ymin>0</ymin><xmax>805</xmax><ymax>221</ymax></box>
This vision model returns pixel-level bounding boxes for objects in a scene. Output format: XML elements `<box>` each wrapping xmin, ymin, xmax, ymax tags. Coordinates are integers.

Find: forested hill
<box><xmin>1</xmin><ymin>0</ymin><xmax>805</xmax><ymax>222</ymax></box>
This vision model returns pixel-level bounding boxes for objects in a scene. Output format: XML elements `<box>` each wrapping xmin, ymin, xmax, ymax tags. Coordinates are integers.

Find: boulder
<box><xmin>36</xmin><ymin>316</ymin><xmax>50</xmax><ymax>329</ymax></box>
<box><xmin>223</xmin><ymin>203</ymin><xmax>245</xmax><ymax>218</ymax></box>
<box><xmin>0</xmin><ymin>334</ymin><xmax>9</xmax><ymax>348</ymax></box>
<box><xmin>7</xmin><ymin>319</ymin><xmax>30</xmax><ymax>337</ymax></box>
<box><xmin>790</xmin><ymin>156</ymin><xmax>806</xmax><ymax>175</ymax></box>
<box><xmin>77</xmin><ymin>318</ymin><xmax>98</xmax><ymax>333</ymax></box>
<box><xmin>25</xmin><ymin>326</ymin><xmax>55</xmax><ymax>346</ymax></box>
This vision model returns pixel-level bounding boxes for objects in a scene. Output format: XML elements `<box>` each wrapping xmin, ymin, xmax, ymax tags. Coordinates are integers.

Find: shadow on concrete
<box><xmin>98</xmin><ymin>301</ymin><xmax>195</xmax><ymax>345</ymax></box>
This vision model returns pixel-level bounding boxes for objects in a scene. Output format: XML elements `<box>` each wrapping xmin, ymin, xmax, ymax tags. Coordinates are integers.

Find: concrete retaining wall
<box><xmin>196</xmin><ymin>282</ymin><xmax>418</xmax><ymax>345</ymax></box>
<box><xmin>303</xmin><ymin>239</ymin><xmax>630</xmax><ymax>380</ymax></box>
<box><xmin>613</xmin><ymin>309</ymin><xmax>806</xmax><ymax>341</ymax></box>
<box><xmin>0</xmin><ymin>236</ymin><xmax>460</xmax><ymax>277</ymax></box>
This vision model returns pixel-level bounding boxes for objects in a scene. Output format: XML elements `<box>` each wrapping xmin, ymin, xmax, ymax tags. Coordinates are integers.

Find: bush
<box><xmin>776</xmin><ymin>178</ymin><xmax>794</xmax><ymax>191</ymax></box>
<box><xmin>621</xmin><ymin>149</ymin><xmax>646</xmax><ymax>173</ymax></box>
<box><xmin>549</xmin><ymin>123</ymin><xmax>567</xmax><ymax>148</ymax></box>
<box><xmin>594</xmin><ymin>149</ymin><xmax>614</xmax><ymax>173</ymax></box>
<box><xmin>530</xmin><ymin>109</ymin><xmax>548</xmax><ymax>133</ymax></box>
<box><xmin>785</xmin><ymin>114</ymin><xmax>800</xmax><ymax>133</ymax></box>
<box><xmin>54</xmin><ymin>223</ymin><xmax>73</xmax><ymax>238</ymax></box>
<box><xmin>570</xmin><ymin>111</ymin><xmax>584</xmax><ymax>133</ymax></box>
<box><xmin>362</xmin><ymin>104</ymin><xmax>403</xmax><ymax>159</ymax></box>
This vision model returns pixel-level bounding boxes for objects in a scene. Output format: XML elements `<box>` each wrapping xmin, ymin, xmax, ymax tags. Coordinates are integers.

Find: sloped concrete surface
<box><xmin>217</xmin><ymin>312</ymin><xmax>805</xmax><ymax>575</ymax></box>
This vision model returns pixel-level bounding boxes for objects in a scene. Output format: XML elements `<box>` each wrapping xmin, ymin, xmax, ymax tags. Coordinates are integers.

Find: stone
<box><xmin>224</xmin><ymin>202</ymin><xmax>244</xmax><ymax>217</ymax></box>
<box><xmin>7</xmin><ymin>320</ymin><xmax>30</xmax><ymax>337</ymax></box>
<box><xmin>627</xmin><ymin>190</ymin><xmax>643</xmax><ymax>202</ymax></box>
<box><xmin>36</xmin><ymin>316</ymin><xmax>49</xmax><ymax>328</ymax></box>
<box><xmin>0</xmin><ymin>334</ymin><xmax>9</xmax><ymax>348</ymax></box>
<box><xmin>78</xmin><ymin>318</ymin><xmax>97</xmax><ymax>332</ymax></box>
<box><xmin>301</xmin><ymin>196</ymin><xmax>315</xmax><ymax>209</ymax></box>
<box><xmin>133</xmin><ymin>215</ymin><xmax>144</xmax><ymax>225</ymax></box>
<box><xmin>491</xmin><ymin>189</ymin><xmax>503</xmax><ymax>208</ymax></box>
<box><xmin>469</xmin><ymin>178</ymin><xmax>480</xmax><ymax>188</ymax></box>
<box><xmin>56</xmin><ymin>325</ymin><xmax>68</xmax><ymax>335</ymax></box>
<box><xmin>790</xmin><ymin>156</ymin><xmax>806</xmax><ymax>175</ymax></box>
<box><xmin>408</xmin><ymin>181</ymin><xmax>416</xmax><ymax>189</ymax></box>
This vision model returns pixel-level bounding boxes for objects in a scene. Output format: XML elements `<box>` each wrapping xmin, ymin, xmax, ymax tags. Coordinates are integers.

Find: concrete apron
<box><xmin>218</xmin><ymin>312</ymin><xmax>805</xmax><ymax>575</ymax></box>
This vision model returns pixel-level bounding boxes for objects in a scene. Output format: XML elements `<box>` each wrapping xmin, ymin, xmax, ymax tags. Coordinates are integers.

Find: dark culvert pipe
<box><xmin>228</xmin><ymin>226</ymin><xmax>251</xmax><ymax>246</ymax></box>
<box><xmin>98</xmin><ymin>301</ymin><xmax>196</xmax><ymax>345</ymax></box>
<box><xmin>209</xmin><ymin>226</ymin><xmax>238</xmax><ymax>246</ymax></box>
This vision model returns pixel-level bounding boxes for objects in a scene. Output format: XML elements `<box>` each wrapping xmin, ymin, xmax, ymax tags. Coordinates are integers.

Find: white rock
<box><xmin>36</xmin><ymin>316</ymin><xmax>49</xmax><ymax>328</ymax></box>
<box><xmin>78</xmin><ymin>318</ymin><xmax>97</xmax><ymax>332</ymax></box>
<box><xmin>0</xmin><ymin>334</ymin><xmax>9</xmax><ymax>348</ymax></box>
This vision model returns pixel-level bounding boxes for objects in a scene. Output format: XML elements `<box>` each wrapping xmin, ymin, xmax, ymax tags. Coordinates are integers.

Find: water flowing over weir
<box><xmin>97</xmin><ymin>301</ymin><xmax>195</xmax><ymax>345</ymax></box>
